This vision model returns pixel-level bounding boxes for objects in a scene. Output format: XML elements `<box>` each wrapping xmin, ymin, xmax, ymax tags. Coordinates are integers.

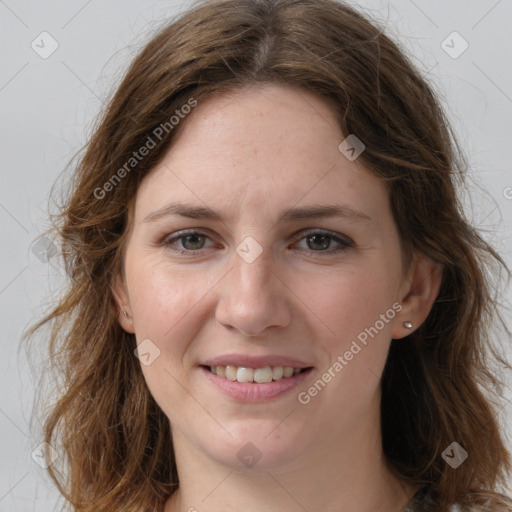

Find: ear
<box><xmin>391</xmin><ymin>252</ymin><xmax>443</xmax><ymax>340</ymax></box>
<box><xmin>112</xmin><ymin>272</ymin><xmax>135</xmax><ymax>334</ymax></box>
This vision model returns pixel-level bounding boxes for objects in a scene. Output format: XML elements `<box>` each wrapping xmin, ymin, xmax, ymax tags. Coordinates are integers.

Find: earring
<box><xmin>403</xmin><ymin>321</ymin><xmax>413</xmax><ymax>329</ymax></box>
<box><xmin>121</xmin><ymin>307</ymin><xmax>129</xmax><ymax>317</ymax></box>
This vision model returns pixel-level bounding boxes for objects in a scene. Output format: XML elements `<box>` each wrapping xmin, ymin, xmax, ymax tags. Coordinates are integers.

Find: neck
<box><xmin>164</xmin><ymin>395</ymin><xmax>417</xmax><ymax>512</ymax></box>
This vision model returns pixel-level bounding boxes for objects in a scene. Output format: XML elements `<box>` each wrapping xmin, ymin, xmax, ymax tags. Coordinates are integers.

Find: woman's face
<box><xmin>115</xmin><ymin>84</ymin><xmax>424</xmax><ymax>472</ymax></box>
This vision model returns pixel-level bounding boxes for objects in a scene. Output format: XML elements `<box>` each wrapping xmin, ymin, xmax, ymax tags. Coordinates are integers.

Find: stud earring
<box><xmin>403</xmin><ymin>321</ymin><xmax>413</xmax><ymax>329</ymax></box>
<box><xmin>121</xmin><ymin>307</ymin><xmax>129</xmax><ymax>317</ymax></box>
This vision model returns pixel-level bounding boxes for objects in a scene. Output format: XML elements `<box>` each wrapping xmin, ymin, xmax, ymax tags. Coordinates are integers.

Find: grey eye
<box><xmin>179</xmin><ymin>233</ymin><xmax>207</xmax><ymax>250</ymax></box>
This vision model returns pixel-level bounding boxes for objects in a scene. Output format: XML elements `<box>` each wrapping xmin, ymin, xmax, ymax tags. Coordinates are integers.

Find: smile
<box><xmin>200</xmin><ymin>364</ymin><xmax>314</xmax><ymax>402</ymax></box>
<box><xmin>207</xmin><ymin>365</ymin><xmax>309</xmax><ymax>383</ymax></box>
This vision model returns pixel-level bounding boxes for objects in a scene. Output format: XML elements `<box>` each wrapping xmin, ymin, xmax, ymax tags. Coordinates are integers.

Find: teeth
<box><xmin>254</xmin><ymin>367</ymin><xmax>273</xmax><ymax>383</ymax></box>
<box><xmin>236</xmin><ymin>367</ymin><xmax>253</xmax><ymax>382</ymax></box>
<box><xmin>208</xmin><ymin>364</ymin><xmax>305</xmax><ymax>383</ymax></box>
<box><xmin>225</xmin><ymin>365</ymin><xmax>237</xmax><ymax>381</ymax></box>
<box><xmin>272</xmin><ymin>366</ymin><xmax>284</xmax><ymax>380</ymax></box>
<box><xmin>283</xmin><ymin>366</ymin><xmax>294</xmax><ymax>378</ymax></box>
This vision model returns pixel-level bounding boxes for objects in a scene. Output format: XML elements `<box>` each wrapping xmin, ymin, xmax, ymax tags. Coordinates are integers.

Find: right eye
<box><xmin>162</xmin><ymin>230</ymin><xmax>216</xmax><ymax>254</ymax></box>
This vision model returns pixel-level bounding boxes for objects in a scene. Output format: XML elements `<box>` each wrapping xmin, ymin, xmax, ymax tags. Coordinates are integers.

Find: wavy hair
<box><xmin>24</xmin><ymin>0</ymin><xmax>512</xmax><ymax>510</ymax></box>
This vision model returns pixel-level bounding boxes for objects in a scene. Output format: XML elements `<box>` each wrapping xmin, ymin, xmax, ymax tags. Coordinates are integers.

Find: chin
<box><xmin>198</xmin><ymin>421</ymin><xmax>309</xmax><ymax>472</ymax></box>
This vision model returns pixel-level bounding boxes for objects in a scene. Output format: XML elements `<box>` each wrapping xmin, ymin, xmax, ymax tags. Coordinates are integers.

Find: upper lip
<box><xmin>202</xmin><ymin>353</ymin><xmax>313</xmax><ymax>369</ymax></box>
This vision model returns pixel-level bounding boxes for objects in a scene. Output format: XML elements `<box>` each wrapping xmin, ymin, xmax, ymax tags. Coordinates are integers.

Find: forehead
<box><xmin>167</xmin><ymin>83</ymin><xmax>342</xmax><ymax>171</ymax></box>
<box><xmin>133</xmin><ymin>83</ymin><xmax>389</xmax><ymax>225</ymax></box>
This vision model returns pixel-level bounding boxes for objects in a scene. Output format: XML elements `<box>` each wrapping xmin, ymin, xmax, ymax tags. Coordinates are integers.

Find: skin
<box><xmin>114</xmin><ymin>83</ymin><xmax>442</xmax><ymax>512</ymax></box>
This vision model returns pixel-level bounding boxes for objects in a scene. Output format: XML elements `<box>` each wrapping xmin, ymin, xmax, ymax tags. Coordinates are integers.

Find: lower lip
<box><xmin>200</xmin><ymin>366</ymin><xmax>313</xmax><ymax>402</ymax></box>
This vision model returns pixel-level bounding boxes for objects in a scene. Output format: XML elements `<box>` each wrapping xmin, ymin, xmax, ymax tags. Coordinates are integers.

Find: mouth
<box><xmin>199</xmin><ymin>364</ymin><xmax>314</xmax><ymax>402</ymax></box>
<box><xmin>202</xmin><ymin>364</ymin><xmax>312</xmax><ymax>383</ymax></box>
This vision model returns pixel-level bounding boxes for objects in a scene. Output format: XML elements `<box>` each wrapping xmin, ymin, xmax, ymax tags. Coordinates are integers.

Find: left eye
<box><xmin>162</xmin><ymin>230</ymin><xmax>352</xmax><ymax>254</ymax></box>
<box><xmin>293</xmin><ymin>231</ymin><xmax>353</xmax><ymax>252</ymax></box>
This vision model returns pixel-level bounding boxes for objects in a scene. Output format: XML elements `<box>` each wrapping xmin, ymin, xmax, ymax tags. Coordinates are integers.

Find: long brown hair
<box><xmin>24</xmin><ymin>0</ymin><xmax>512</xmax><ymax>510</ymax></box>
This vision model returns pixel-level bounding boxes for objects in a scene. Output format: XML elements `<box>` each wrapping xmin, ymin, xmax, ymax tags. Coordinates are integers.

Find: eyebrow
<box><xmin>143</xmin><ymin>202</ymin><xmax>372</xmax><ymax>224</ymax></box>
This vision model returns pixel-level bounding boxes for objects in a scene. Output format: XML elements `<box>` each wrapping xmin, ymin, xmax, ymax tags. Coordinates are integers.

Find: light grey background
<box><xmin>1</xmin><ymin>0</ymin><xmax>511</xmax><ymax>509</ymax></box>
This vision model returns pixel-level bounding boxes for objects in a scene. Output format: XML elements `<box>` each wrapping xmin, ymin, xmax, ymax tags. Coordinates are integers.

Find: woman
<box><xmin>25</xmin><ymin>0</ymin><xmax>512</xmax><ymax>510</ymax></box>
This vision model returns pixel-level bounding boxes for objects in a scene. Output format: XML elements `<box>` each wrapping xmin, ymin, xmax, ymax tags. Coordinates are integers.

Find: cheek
<box><xmin>126</xmin><ymin>261</ymin><xmax>213</xmax><ymax>414</ymax></box>
<box><xmin>126</xmin><ymin>259</ymin><xmax>205</xmax><ymax>346</ymax></box>
<box><xmin>291</xmin><ymin>261</ymin><xmax>399</xmax><ymax>407</ymax></box>
<box><xmin>293</xmin><ymin>264</ymin><xmax>400</xmax><ymax>347</ymax></box>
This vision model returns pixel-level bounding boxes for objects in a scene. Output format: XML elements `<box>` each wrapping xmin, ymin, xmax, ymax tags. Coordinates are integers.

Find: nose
<box><xmin>215</xmin><ymin>248</ymin><xmax>292</xmax><ymax>337</ymax></box>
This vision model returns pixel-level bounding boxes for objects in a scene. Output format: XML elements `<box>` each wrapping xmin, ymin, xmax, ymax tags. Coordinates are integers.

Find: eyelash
<box><xmin>161</xmin><ymin>229</ymin><xmax>354</xmax><ymax>256</ymax></box>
